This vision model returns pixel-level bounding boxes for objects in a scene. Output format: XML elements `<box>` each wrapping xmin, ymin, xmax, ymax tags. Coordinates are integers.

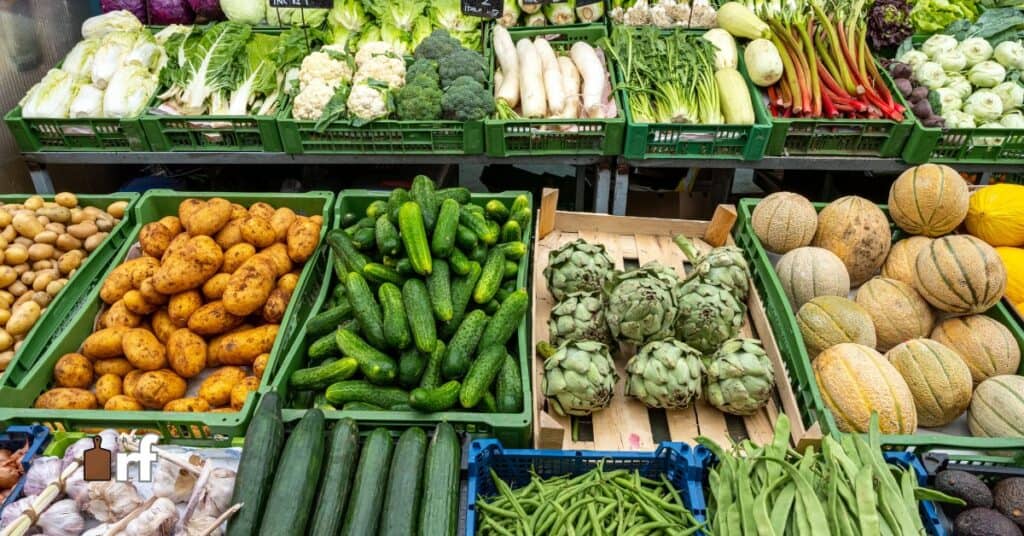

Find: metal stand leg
<box><xmin>612</xmin><ymin>163</ymin><xmax>629</xmax><ymax>216</ymax></box>
<box><xmin>573</xmin><ymin>165</ymin><xmax>587</xmax><ymax>212</ymax></box>
<box><xmin>592</xmin><ymin>164</ymin><xmax>610</xmax><ymax>214</ymax></box>
<box><xmin>710</xmin><ymin>168</ymin><xmax>736</xmax><ymax>206</ymax></box>
<box><xmin>27</xmin><ymin>162</ymin><xmax>55</xmax><ymax>194</ymax></box>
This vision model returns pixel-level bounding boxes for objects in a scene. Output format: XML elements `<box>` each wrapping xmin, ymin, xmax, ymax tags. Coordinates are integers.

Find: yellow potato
<box><xmin>84</xmin><ymin>232</ymin><xmax>108</xmax><ymax>252</ymax></box>
<box><xmin>34</xmin><ymin>387</ymin><xmax>98</xmax><ymax>409</ymax></box>
<box><xmin>138</xmin><ymin>279</ymin><xmax>166</xmax><ymax>307</ymax></box>
<box><xmin>215</xmin><ymin>219</ymin><xmax>244</xmax><ymax>250</ymax></box>
<box><xmin>122</xmin><ymin>328</ymin><xmax>167</xmax><ymax>371</ymax></box>
<box><xmin>132</xmin><ymin>369</ymin><xmax>187</xmax><ymax>409</ymax></box>
<box><xmin>45</xmin><ymin>279</ymin><xmax>66</xmax><ymax>297</ymax></box>
<box><xmin>248</xmin><ymin>202</ymin><xmax>276</xmax><ymax>221</ymax></box>
<box><xmin>23</xmin><ymin>197</ymin><xmax>43</xmax><ymax>210</ymax></box>
<box><xmin>82</xmin><ymin>327</ymin><xmax>129</xmax><ymax>359</ymax></box>
<box><xmin>259</xmin><ymin>243</ymin><xmax>292</xmax><ymax>277</ymax></box>
<box><xmin>286</xmin><ymin>217</ymin><xmax>320</xmax><ymax>263</ymax></box>
<box><xmin>128</xmin><ymin>256</ymin><xmax>160</xmax><ymax>288</ymax></box>
<box><xmin>202</xmin><ymin>273</ymin><xmax>230</xmax><ymax>300</ymax></box>
<box><xmin>230</xmin><ymin>203</ymin><xmax>248</xmax><ymax>221</ymax></box>
<box><xmin>178</xmin><ymin>199</ymin><xmax>204</xmax><ymax>228</ymax></box>
<box><xmin>93</xmin><ymin>373</ymin><xmax>122</xmax><ymax>406</ymax></box>
<box><xmin>210</xmin><ymin>407</ymin><xmax>236</xmax><ymax>413</ymax></box>
<box><xmin>152</xmin><ymin>236</ymin><xmax>223</xmax><ymax>294</ymax></box>
<box><xmin>163</xmin><ymin>397</ymin><xmax>211</xmax><ymax>412</ymax></box>
<box><xmin>0</xmin><ymin>266</ymin><xmax>16</xmax><ymax>287</ymax></box>
<box><xmin>12</xmin><ymin>212</ymin><xmax>43</xmax><ymax>239</ymax></box>
<box><xmin>31</xmin><ymin>269</ymin><xmax>57</xmax><ymax>292</ymax></box>
<box><xmin>208</xmin><ymin>324</ymin><xmax>279</xmax><ymax>366</ymax></box>
<box><xmin>122</xmin><ymin>369</ymin><xmax>143</xmax><ymax>396</ymax></box>
<box><xmin>150</xmin><ymin>309</ymin><xmax>176</xmax><ymax>343</ymax></box>
<box><xmin>57</xmin><ymin>250</ymin><xmax>83</xmax><ymax>276</ymax></box>
<box><xmin>310</xmin><ymin>215</ymin><xmax>323</xmax><ymax>226</ymax></box>
<box><xmin>5</xmin><ymin>244</ymin><xmax>28</xmax><ymax>265</ymax></box>
<box><xmin>122</xmin><ymin>290</ymin><xmax>158</xmax><ymax>315</ymax></box>
<box><xmin>103</xmin><ymin>300</ymin><xmax>142</xmax><ymax>329</ymax></box>
<box><xmin>262</xmin><ymin>287</ymin><xmax>292</xmax><ymax>324</ymax></box>
<box><xmin>0</xmin><ymin>329</ymin><xmax>12</xmax><ymax>352</ymax></box>
<box><xmin>270</xmin><ymin>207</ymin><xmax>296</xmax><ymax>243</ymax></box>
<box><xmin>187</xmin><ymin>301</ymin><xmax>244</xmax><ymax>336</ymax></box>
<box><xmin>253</xmin><ymin>353</ymin><xmax>269</xmax><ymax>380</ymax></box>
<box><xmin>27</xmin><ymin>244</ymin><xmax>53</xmax><ymax>262</ymax></box>
<box><xmin>230</xmin><ymin>376</ymin><xmax>260</xmax><ymax>410</ymax></box>
<box><xmin>36</xmin><ymin>207</ymin><xmax>70</xmax><ymax>225</ymax></box>
<box><xmin>168</xmin><ymin>290</ymin><xmax>203</xmax><ymax>327</ymax></box>
<box><xmin>100</xmin><ymin>257</ymin><xmax>155</xmax><ymax>304</ymax></box>
<box><xmin>241</xmin><ymin>216</ymin><xmax>276</xmax><ymax>248</ymax></box>
<box><xmin>277</xmin><ymin>272</ymin><xmax>299</xmax><ymax>294</ymax></box>
<box><xmin>198</xmin><ymin>366</ymin><xmax>247</xmax><ymax>407</ymax></box>
<box><xmin>139</xmin><ymin>222</ymin><xmax>174</xmax><ymax>258</ymax></box>
<box><xmin>186</xmin><ymin>198</ymin><xmax>232</xmax><ymax>236</ymax></box>
<box><xmin>67</xmin><ymin>221</ymin><xmax>98</xmax><ymax>240</ymax></box>
<box><xmin>54</xmin><ymin>353</ymin><xmax>93</xmax><ymax>388</ymax></box>
<box><xmin>223</xmin><ymin>256</ymin><xmax>276</xmax><ymax>316</ymax></box>
<box><xmin>106</xmin><ymin>200</ymin><xmax>128</xmax><ymax>219</ymax></box>
<box><xmin>221</xmin><ymin>243</ymin><xmax>255</xmax><ymax>274</ymax></box>
<box><xmin>105</xmin><ymin>394</ymin><xmax>143</xmax><ymax>411</ymax></box>
<box><xmin>158</xmin><ymin>216</ymin><xmax>182</xmax><ymax>236</ymax></box>
<box><xmin>167</xmin><ymin>328</ymin><xmax>206</xmax><ymax>379</ymax></box>
<box><xmin>94</xmin><ymin>357</ymin><xmax>134</xmax><ymax>377</ymax></box>
<box><xmin>0</xmin><ymin>351</ymin><xmax>11</xmax><ymax>372</ymax></box>
<box><xmin>33</xmin><ymin>230</ymin><xmax>57</xmax><ymax>245</ymax></box>
<box><xmin>55</xmin><ymin>233</ymin><xmax>81</xmax><ymax>252</ymax></box>
<box><xmin>55</xmin><ymin>192</ymin><xmax>78</xmax><ymax>208</ymax></box>
<box><xmin>161</xmin><ymin>233</ymin><xmax>190</xmax><ymax>263</ymax></box>
<box><xmin>6</xmin><ymin>301</ymin><xmax>40</xmax><ymax>336</ymax></box>
<box><xmin>2</xmin><ymin>226</ymin><xmax>16</xmax><ymax>243</ymax></box>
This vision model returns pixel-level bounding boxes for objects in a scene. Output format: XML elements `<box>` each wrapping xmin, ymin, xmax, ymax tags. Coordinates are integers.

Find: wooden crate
<box><xmin>531</xmin><ymin>188</ymin><xmax>822</xmax><ymax>451</ymax></box>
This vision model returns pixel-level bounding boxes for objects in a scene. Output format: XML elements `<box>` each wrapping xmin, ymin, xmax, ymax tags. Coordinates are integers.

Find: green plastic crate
<box><xmin>269</xmin><ymin>189</ymin><xmax>534</xmax><ymax>448</ymax></box>
<box><xmin>902</xmin><ymin>122</ymin><xmax>1024</xmax><ymax>165</ymax></box>
<box><xmin>41</xmin><ymin>431</ymin><xmax>244</xmax><ymax>456</ymax></box>
<box><xmin>734</xmin><ymin>197</ymin><xmax>1024</xmax><ymax>450</ymax></box>
<box><xmin>0</xmin><ymin>190</ymin><xmax>334</xmax><ymax>446</ymax></box>
<box><xmin>483</xmin><ymin>25</ymin><xmax>625</xmax><ymax>157</ymax></box>
<box><xmin>141</xmin><ymin>111</ymin><xmax>282</xmax><ymax>152</ymax></box>
<box><xmin>0</xmin><ymin>193</ymin><xmax>139</xmax><ymax>390</ymax></box>
<box><xmin>4</xmin><ymin>106</ymin><xmax>150</xmax><ymax>152</ymax></box>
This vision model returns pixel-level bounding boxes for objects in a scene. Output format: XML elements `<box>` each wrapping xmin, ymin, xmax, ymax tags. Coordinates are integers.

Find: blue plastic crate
<box><xmin>465</xmin><ymin>439</ymin><xmax>706</xmax><ymax>535</ymax></box>
<box><xmin>0</xmin><ymin>425</ymin><xmax>50</xmax><ymax>515</ymax></box>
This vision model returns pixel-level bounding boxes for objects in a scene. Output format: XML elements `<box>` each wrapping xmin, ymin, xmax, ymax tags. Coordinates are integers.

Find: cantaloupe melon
<box><xmin>966</xmin><ymin>183</ymin><xmax>1024</xmax><ymax>247</ymax></box>
<box><xmin>932</xmin><ymin>315</ymin><xmax>1021</xmax><ymax>385</ymax></box>
<box><xmin>886</xmin><ymin>339</ymin><xmax>973</xmax><ymax>427</ymax></box>
<box><xmin>914</xmin><ymin>235</ymin><xmax>1007</xmax><ymax>314</ymax></box>
<box><xmin>881</xmin><ymin>236</ymin><xmax>933</xmax><ymax>287</ymax></box>
<box><xmin>774</xmin><ymin>247</ymin><xmax>850</xmax><ymax>311</ymax></box>
<box><xmin>888</xmin><ymin>164</ymin><xmax>970</xmax><ymax>237</ymax></box>
<box><xmin>751</xmin><ymin>192</ymin><xmax>818</xmax><ymax>254</ymax></box>
<box><xmin>855</xmin><ymin>277</ymin><xmax>935</xmax><ymax>352</ymax></box>
<box><xmin>813</xmin><ymin>342</ymin><xmax>917</xmax><ymax>434</ymax></box>
<box><xmin>796</xmin><ymin>296</ymin><xmax>876</xmax><ymax>358</ymax></box>
<box><xmin>968</xmin><ymin>375</ymin><xmax>1024</xmax><ymax>439</ymax></box>
<box><xmin>996</xmin><ymin>246</ymin><xmax>1024</xmax><ymax>305</ymax></box>
<box><xmin>812</xmin><ymin>196</ymin><xmax>892</xmax><ymax>286</ymax></box>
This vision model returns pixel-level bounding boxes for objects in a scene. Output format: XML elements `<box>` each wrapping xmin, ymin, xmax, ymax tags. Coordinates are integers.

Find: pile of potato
<box><xmin>0</xmin><ymin>193</ymin><xmax>126</xmax><ymax>372</ymax></box>
<box><xmin>33</xmin><ymin>197</ymin><xmax>322</xmax><ymax>414</ymax></box>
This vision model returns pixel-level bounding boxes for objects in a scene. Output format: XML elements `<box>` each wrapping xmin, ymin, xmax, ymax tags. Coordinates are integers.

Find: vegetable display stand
<box><xmin>902</xmin><ymin>121</ymin><xmax>1024</xmax><ymax>165</ymax></box>
<box><xmin>40</xmin><ymin>430</ymin><xmax>244</xmax><ymax>457</ymax></box>
<box><xmin>0</xmin><ymin>192</ymin><xmax>140</xmax><ymax>391</ymax></box>
<box><xmin>465</xmin><ymin>438</ymin><xmax>706</xmax><ymax>536</ymax></box>
<box><xmin>4</xmin><ymin>106</ymin><xmax>150</xmax><ymax>152</ymax></box>
<box><xmin>482</xmin><ymin>25</ymin><xmax>626</xmax><ymax>157</ymax></box>
<box><xmin>0</xmin><ymin>190</ymin><xmax>333</xmax><ymax>445</ymax></box>
<box><xmin>140</xmin><ymin>111</ymin><xmax>282</xmax><ymax>152</ymax></box>
<box><xmin>734</xmin><ymin>197</ymin><xmax>1024</xmax><ymax>451</ymax></box>
<box><xmin>0</xmin><ymin>425</ymin><xmax>49</xmax><ymax>514</ymax></box>
<box><xmin>531</xmin><ymin>188</ymin><xmax>821</xmax><ymax>452</ymax></box>
<box><xmin>268</xmin><ymin>190</ymin><xmax>534</xmax><ymax>447</ymax></box>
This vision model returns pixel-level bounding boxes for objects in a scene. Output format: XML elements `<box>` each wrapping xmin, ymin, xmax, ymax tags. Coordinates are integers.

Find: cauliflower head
<box><xmin>299</xmin><ymin>50</ymin><xmax>354</xmax><ymax>91</ymax></box>
<box><xmin>347</xmin><ymin>83</ymin><xmax>390</xmax><ymax>122</ymax></box>
<box><xmin>293</xmin><ymin>79</ymin><xmax>337</xmax><ymax>121</ymax></box>
<box><xmin>355</xmin><ymin>41</ymin><xmax>400</xmax><ymax>67</ymax></box>
<box><xmin>354</xmin><ymin>56</ymin><xmax>407</xmax><ymax>90</ymax></box>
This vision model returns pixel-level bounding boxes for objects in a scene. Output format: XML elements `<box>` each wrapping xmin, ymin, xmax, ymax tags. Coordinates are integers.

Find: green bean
<box><xmin>484</xmin><ymin>517</ymin><xmax>516</xmax><ymax>536</ymax></box>
<box><xmin>855</xmin><ymin>465</ymin><xmax>880</xmax><ymax>536</ymax></box>
<box><xmin>736</xmin><ymin>462</ymin><xmax>758</xmax><ymax>536</ymax></box>
<box><xmin>623</xmin><ymin>521</ymin><xmax>675</xmax><ymax>536</ymax></box>
<box><xmin>478</xmin><ymin>500</ymin><xmax>520</xmax><ymax>519</ymax></box>
<box><xmin>768</xmin><ymin>483</ymin><xmax>794</xmax><ymax>536</ymax></box>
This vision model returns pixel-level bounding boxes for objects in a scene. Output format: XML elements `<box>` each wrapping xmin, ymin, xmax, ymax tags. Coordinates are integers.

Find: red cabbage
<box><xmin>100</xmin><ymin>0</ymin><xmax>146</xmax><ymax>22</ymax></box>
<box><xmin>188</xmin><ymin>0</ymin><xmax>225</xmax><ymax>22</ymax></box>
<box><xmin>149</xmin><ymin>0</ymin><xmax>195</xmax><ymax>24</ymax></box>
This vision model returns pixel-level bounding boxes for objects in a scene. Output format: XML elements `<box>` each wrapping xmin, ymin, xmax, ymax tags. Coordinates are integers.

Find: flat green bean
<box><xmin>855</xmin><ymin>465</ymin><xmax>880</xmax><ymax>536</ymax></box>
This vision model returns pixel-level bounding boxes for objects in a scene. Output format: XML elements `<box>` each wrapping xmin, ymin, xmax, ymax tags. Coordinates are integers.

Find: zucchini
<box><xmin>460</xmin><ymin>208</ymin><xmax>497</xmax><ymax>245</ymax></box>
<box><xmin>335</xmin><ymin>329</ymin><xmax>397</xmax><ymax>384</ymax></box>
<box><xmin>258</xmin><ymin>409</ymin><xmax>324</xmax><ymax>536</ymax></box>
<box><xmin>375</xmin><ymin>216</ymin><xmax>402</xmax><ymax>257</ymax></box>
<box><xmin>496</xmin><ymin>241</ymin><xmax>527</xmax><ymax>260</ymax></box>
<box><xmin>448</xmin><ymin>249</ymin><xmax>472</xmax><ymax>275</ymax></box>
<box><xmin>474</xmin><ymin>249</ymin><xmax>505</xmax><ymax>304</ymax></box>
<box><xmin>455</xmin><ymin>224</ymin><xmax>478</xmax><ymax>251</ymax></box>
<box><xmin>435</xmin><ymin>186</ymin><xmax>472</xmax><ymax>204</ymax></box>
<box><xmin>402</xmin><ymin>279</ymin><xmax>437</xmax><ymax>354</ymax></box>
<box><xmin>345</xmin><ymin>272</ymin><xmax>387</xmax><ymax>349</ymax></box>
<box><xmin>442</xmin><ymin>262</ymin><xmax>482</xmax><ymax>340</ymax></box>
<box><xmin>307</xmin><ymin>300</ymin><xmax>352</xmax><ymax>337</ymax></box>
<box><xmin>409</xmin><ymin>380</ymin><xmax>460</xmax><ymax>412</ymax></box>
<box><xmin>380</xmin><ymin>427</ymin><xmax>428</xmax><ymax>535</ymax></box>
<box><xmin>290</xmin><ymin>357</ymin><xmax>358</xmax><ymax>391</ymax></box>
<box><xmin>418</xmin><ymin>423</ymin><xmax>460</xmax><ymax>536</ymax></box>
<box><xmin>327</xmin><ymin>229</ymin><xmax>369</xmax><ymax>274</ymax></box>
<box><xmin>460</xmin><ymin>345</ymin><xmax>508</xmax><ymax>408</ymax></box>
<box><xmin>431</xmin><ymin>198</ymin><xmax>460</xmax><ymax>259</ymax></box>
<box><xmin>411</xmin><ymin>175</ymin><xmax>439</xmax><ymax>232</ymax></box>
<box><xmin>496</xmin><ymin>354</ymin><xmax>524</xmax><ymax>413</ymax></box>
<box><xmin>308</xmin><ymin>419</ymin><xmax>360</xmax><ymax>536</ymax></box>
<box><xmin>399</xmin><ymin>202</ymin><xmax>433</xmax><ymax>276</ymax></box>
<box><xmin>484</xmin><ymin>200</ymin><xmax>510</xmax><ymax>222</ymax></box>
<box><xmin>426</xmin><ymin>259</ymin><xmax>454</xmax><ymax>322</ymax></box>
<box><xmin>379</xmin><ymin>283</ymin><xmax>412</xmax><ymax>350</ymax></box>
<box><xmin>290</xmin><ymin>390</ymin><xmax>315</xmax><ymax>409</ymax></box>
<box><xmin>503</xmin><ymin>260</ymin><xmax>518</xmax><ymax>279</ymax></box>
<box><xmin>479</xmin><ymin>289</ymin><xmax>529</xmax><ymax>350</ymax></box>
<box><xmin>351</xmin><ymin>227</ymin><xmax>376</xmax><ymax>250</ymax></box>
<box><xmin>367</xmin><ymin>200</ymin><xmax>388</xmax><ymax>219</ymax></box>
<box><xmin>419</xmin><ymin>340</ymin><xmax>446</xmax><ymax>389</ymax></box>
<box><xmin>716</xmin><ymin>69</ymin><xmax>756</xmax><ymax>124</ymax></box>
<box><xmin>227</xmin><ymin>393</ymin><xmax>284</xmax><ymax>536</ymax></box>
<box><xmin>326</xmin><ymin>380</ymin><xmax>409</xmax><ymax>408</ymax></box>
<box><xmin>308</xmin><ymin>331</ymin><xmax>341</xmax><ymax>360</ymax></box>
<box><xmin>500</xmin><ymin>220</ymin><xmax>522</xmax><ymax>243</ymax></box>
<box><xmin>341</xmin><ymin>212</ymin><xmax>360</xmax><ymax>227</ymax></box>
<box><xmin>398</xmin><ymin>347</ymin><xmax>428</xmax><ymax>388</ymax></box>
<box><xmin>388</xmin><ymin>188</ymin><xmax>412</xmax><ymax>224</ymax></box>
<box><xmin>442</xmin><ymin>309</ymin><xmax>489</xmax><ymax>379</ymax></box>
<box><xmin>340</xmin><ymin>428</ymin><xmax>394</xmax><ymax>536</ymax></box>
<box><xmin>363</xmin><ymin>262</ymin><xmax>405</xmax><ymax>286</ymax></box>
<box><xmin>475</xmin><ymin>391</ymin><xmax>498</xmax><ymax>413</ymax></box>
<box><xmin>343</xmin><ymin>401</ymin><xmax>384</xmax><ymax>411</ymax></box>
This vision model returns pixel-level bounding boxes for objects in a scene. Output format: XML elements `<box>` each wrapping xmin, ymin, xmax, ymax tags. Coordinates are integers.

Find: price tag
<box><xmin>461</xmin><ymin>0</ymin><xmax>502</xmax><ymax>19</ymax></box>
<box><xmin>268</xmin><ymin>0</ymin><xmax>332</xmax><ymax>8</ymax></box>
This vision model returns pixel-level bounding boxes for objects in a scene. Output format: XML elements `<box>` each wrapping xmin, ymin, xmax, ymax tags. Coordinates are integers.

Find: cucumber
<box><xmin>335</xmin><ymin>329</ymin><xmax>397</xmax><ymax>384</ymax></box>
<box><xmin>326</xmin><ymin>381</ymin><xmax>409</xmax><ymax>408</ymax></box>
<box><xmin>468</xmin><ymin>243</ymin><xmax>488</xmax><ymax>263</ymax></box>
<box><xmin>474</xmin><ymin>249</ymin><xmax>505</xmax><ymax>304</ymax></box>
<box><xmin>500</xmin><ymin>220</ymin><xmax>522</xmax><ymax>243</ymax></box>
<box><xmin>399</xmin><ymin>202</ymin><xmax>433</xmax><ymax>276</ymax></box>
<box><xmin>314</xmin><ymin>393</ymin><xmax>336</xmax><ymax>411</ymax></box>
<box><xmin>345</xmin><ymin>216</ymin><xmax>374</xmax><ymax>233</ymax></box>
<box><xmin>460</xmin><ymin>345</ymin><xmax>508</xmax><ymax>408</ymax></box>
<box><xmin>327</xmin><ymin>229</ymin><xmax>369</xmax><ymax>274</ymax></box>
<box><xmin>402</xmin><ymin>279</ymin><xmax>437</xmax><ymax>354</ymax></box>
<box><xmin>308</xmin><ymin>419</ymin><xmax>360</xmax><ymax>536</ymax></box>
<box><xmin>351</xmin><ymin>227</ymin><xmax>376</xmax><ymax>250</ymax></box>
<box><xmin>395</xmin><ymin>258</ymin><xmax>415</xmax><ymax>276</ymax></box>
<box><xmin>374</xmin><ymin>216</ymin><xmax>402</xmax><ymax>257</ymax></box>
<box><xmin>455</xmin><ymin>224</ymin><xmax>478</xmax><ymax>251</ymax></box>
<box><xmin>442</xmin><ymin>262</ymin><xmax>482</xmax><ymax>340</ymax></box>
<box><xmin>290</xmin><ymin>357</ymin><xmax>358</xmax><ymax>391</ymax></box>
<box><xmin>435</xmin><ymin>187</ymin><xmax>471</xmax><ymax>205</ymax></box>
<box><xmin>388</xmin><ymin>188</ymin><xmax>412</xmax><ymax>224</ymax></box>
<box><xmin>475</xmin><ymin>391</ymin><xmax>498</xmax><ymax>413</ymax></box>
<box><xmin>510</xmin><ymin>194</ymin><xmax>530</xmax><ymax>213</ymax></box>
<box><xmin>486</xmin><ymin>220</ymin><xmax>501</xmax><ymax>243</ymax></box>
<box><xmin>398</xmin><ymin>348</ymin><xmax>428</xmax><ymax>388</ymax></box>
<box><xmin>367</xmin><ymin>200</ymin><xmax>388</xmax><ymax>219</ymax></box>
<box><xmin>409</xmin><ymin>380</ymin><xmax>460</xmax><ymax>412</ymax></box>
<box><xmin>363</xmin><ymin>262</ymin><xmax>405</xmax><ymax>286</ymax></box>
<box><xmin>308</xmin><ymin>331</ymin><xmax>341</xmax><ymax>360</ymax></box>
<box><xmin>460</xmin><ymin>208</ymin><xmax>497</xmax><ymax>245</ymax></box>
<box><xmin>290</xmin><ymin>390</ymin><xmax>315</xmax><ymax>409</ymax></box>
<box><xmin>343</xmin><ymin>401</ymin><xmax>384</xmax><ymax>411</ymax></box>
<box><xmin>418</xmin><ymin>423</ymin><xmax>460</xmax><ymax>536</ymax></box>
<box><xmin>431</xmin><ymin>198</ymin><xmax>460</xmax><ymax>259</ymax></box>
<box><xmin>510</xmin><ymin>207</ymin><xmax>531</xmax><ymax>232</ymax></box>
<box><xmin>332</xmin><ymin>282</ymin><xmax>346</xmax><ymax>302</ymax></box>
<box><xmin>496</xmin><ymin>354</ymin><xmax>524</xmax><ymax>413</ymax></box>
<box><xmin>227</xmin><ymin>393</ymin><xmax>284</xmax><ymax>536</ymax></box>
<box><xmin>380</xmin><ymin>427</ymin><xmax>428</xmax><ymax>535</ymax></box>
<box><xmin>426</xmin><ymin>259</ymin><xmax>454</xmax><ymax>322</ymax></box>
<box><xmin>307</xmin><ymin>300</ymin><xmax>352</xmax><ymax>337</ymax></box>
<box><xmin>482</xmin><ymin>300</ymin><xmax>500</xmax><ymax>315</ymax></box>
<box><xmin>496</xmin><ymin>241</ymin><xmax>527</xmax><ymax>260</ymax></box>
<box><xmin>345</xmin><ymin>271</ymin><xmax>387</xmax><ymax>349</ymax></box>
<box><xmin>258</xmin><ymin>409</ymin><xmax>324</xmax><ymax>536</ymax></box>
<box><xmin>411</xmin><ymin>175</ymin><xmax>439</xmax><ymax>232</ymax></box>
<box><xmin>448</xmin><ymin>248</ymin><xmax>472</xmax><ymax>275</ymax></box>
<box><xmin>341</xmin><ymin>212</ymin><xmax>360</xmax><ymax>227</ymax></box>
<box><xmin>484</xmin><ymin>200</ymin><xmax>510</xmax><ymax>222</ymax></box>
<box><xmin>503</xmin><ymin>260</ymin><xmax>518</xmax><ymax>279</ymax></box>
<box><xmin>495</xmin><ymin>288</ymin><xmax>512</xmax><ymax>303</ymax></box>
<box><xmin>479</xmin><ymin>289</ymin><xmax>529</xmax><ymax>350</ymax></box>
<box><xmin>419</xmin><ymin>340</ymin><xmax>445</xmax><ymax>389</ymax></box>
<box><xmin>378</xmin><ymin>283</ymin><xmax>411</xmax><ymax>350</ymax></box>
<box><xmin>340</xmin><ymin>428</ymin><xmax>394</xmax><ymax>536</ymax></box>
<box><xmin>442</xmin><ymin>309</ymin><xmax>489</xmax><ymax>379</ymax></box>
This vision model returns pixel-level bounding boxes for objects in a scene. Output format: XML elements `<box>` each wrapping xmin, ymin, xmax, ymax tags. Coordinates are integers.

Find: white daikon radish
<box><xmin>517</xmin><ymin>38</ymin><xmax>547</xmax><ymax>118</ymax></box>
<box><xmin>557</xmin><ymin>56</ymin><xmax>581</xmax><ymax>119</ymax></box>
<box><xmin>570</xmin><ymin>41</ymin><xmax>605</xmax><ymax>118</ymax></box>
<box><xmin>495</xmin><ymin>69</ymin><xmax>504</xmax><ymax>98</ymax></box>
<box><xmin>492</xmin><ymin>25</ymin><xmax>520</xmax><ymax>108</ymax></box>
<box><xmin>533</xmin><ymin>37</ymin><xmax>565</xmax><ymax>116</ymax></box>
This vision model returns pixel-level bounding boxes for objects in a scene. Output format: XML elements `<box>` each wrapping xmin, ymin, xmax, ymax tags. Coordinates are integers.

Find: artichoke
<box><xmin>705</xmin><ymin>338</ymin><xmax>774</xmax><ymax>415</ymax></box>
<box><xmin>548</xmin><ymin>291</ymin><xmax>612</xmax><ymax>346</ymax></box>
<box><xmin>604</xmin><ymin>262</ymin><xmax>678</xmax><ymax>345</ymax></box>
<box><xmin>675</xmin><ymin>281</ymin><xmax>745</xmax><ymax>354</ymax></box>
<box><xmin>675</xmin><ymin>235</ymin><xmax>750</xmax><ymax>302</ymax></box>
<box><xmin>542</xmin><ymin>340</ymin><xmax>620</xmax><ymax>416</ymax></box>
<box><xmin>625</xmin><ymin>338</ymin><xmax>704</xmax><ymax>409</ymax></box>
<box><xmin>544</xmin><ymin>239</ymin><xmax>616</xmax><ymax>300</ymax></box>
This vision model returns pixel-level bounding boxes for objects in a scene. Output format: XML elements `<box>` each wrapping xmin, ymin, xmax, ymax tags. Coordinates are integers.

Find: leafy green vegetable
<box><xmin>229</xmin><ymin>33</ymin><xmax>279</xmax><ymax>115</ymax></box>
<box><xmin>314</xmin><ymin>85</ymin><xmax>351</xmax><ymax>132</ymax></box>
<box><xmin>179</xmin><ymin>21</ymin><xmax>252</xmax><ymax>115</ymax></box>
<box><xmin>910</xmin><ymin>0</ymin><xmax>979</xmax><ymax>33</ymax></box>
<box><xmin>948</xmin><ymin>6</ymin><xmax>1024</xmax><ymax>44</ymax></box>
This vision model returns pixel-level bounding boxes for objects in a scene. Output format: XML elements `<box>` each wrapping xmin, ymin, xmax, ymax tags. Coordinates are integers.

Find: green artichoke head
<box><xmin>544</xmin><ymin>239</ymin><xmax>616</xmax><ymax>301</ymax></box>
<box><xmin>705</xmin><ymin>338</ymin><xmax>774</xmax><ymax>416</ymax></box>
<box><xmin>604</xmin><ymin>262</ymin><xmax>679</xmax><ymax>346</ymax></box>
<box><xmin>625</xmin><ymin>338</ymin><xmax>704</xmax><ymax>409</ymax></box>
<box><xmin>542</xmin><ymin>340</ymin><xmax>620</xmax><ymax>416</ymax></box>
<box><xmin>675</xmin><ymin>280</ymin><xmax>746</xmax><ymax>354</ymax></box>
<box><xmin>548</xmin><ymin>291</ymin><xmax>613</xmax><ymax>346</ymax></box>
<box><xmin>675</xmin><ymin>235</ymin><xmax>751</xmax><ymax>302</ymax></box>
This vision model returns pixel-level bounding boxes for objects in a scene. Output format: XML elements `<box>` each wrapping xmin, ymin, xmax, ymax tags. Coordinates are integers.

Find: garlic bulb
<box><xmin>123</xmin><ymin>497</ymin><xmax>177</xmax><ymax>536</ymax></box>
<box><xmin>152</xmin><ymin>456</ymin><xmax>199</xmax><ymax>503</ymax></box>
<box><xmin>63</xmin><ymin>466</ymin><xmax>88</xmax><ymax>503</ymax></box>
<box><xmin>0</xmin><ymin>495</ymin><xmax>36</xmax><ymax>531</ymax></box>
<box><xmin>62</xmin><ymin>430</ymin><xmax>118</xmax><ymax>468</ymax></box>
<box><xmin>36</xmin><ymin>499</ymin><xmax>84</xmax><ymax>536</ymax></box>
<box><xmin>80</xmin><ymin>480</ymin><xmax>143</xmax><ymax>523</ymax></box>
<box><xmin>23</xmin><ymin>456</ymin><xmax>62</xmax><ymax>496</ymax></box>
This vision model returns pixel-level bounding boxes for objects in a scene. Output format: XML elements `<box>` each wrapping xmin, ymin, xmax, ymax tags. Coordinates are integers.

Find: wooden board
<box><xmin>531</xmin><ymin>189</ymin><xmax>822</xmax><ymax>451</ymax></box>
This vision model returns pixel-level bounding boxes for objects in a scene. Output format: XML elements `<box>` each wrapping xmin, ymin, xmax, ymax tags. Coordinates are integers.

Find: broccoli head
<box><xmin>442</xmin><ymin>76</ymin><xmax>495</xmax><ymax>121</ymax></box>
<box><xmin>406</xmin><ymin>59</ymin><xmax>440</xmax><ymax>86</ymax></box>
<box><xmin>439</xmin><ymin>49</ymin><xmax>487</xmax><ymax>89</ymax></box>
<box><xmin>414</xmin><ymin>29</ymin><xmax>462</xmax><ymax>61</ymax></box>
<box><xmin>396</xmin><ymin>78</ymin><xmax>443</xmax><ymax>121</ymax></box>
